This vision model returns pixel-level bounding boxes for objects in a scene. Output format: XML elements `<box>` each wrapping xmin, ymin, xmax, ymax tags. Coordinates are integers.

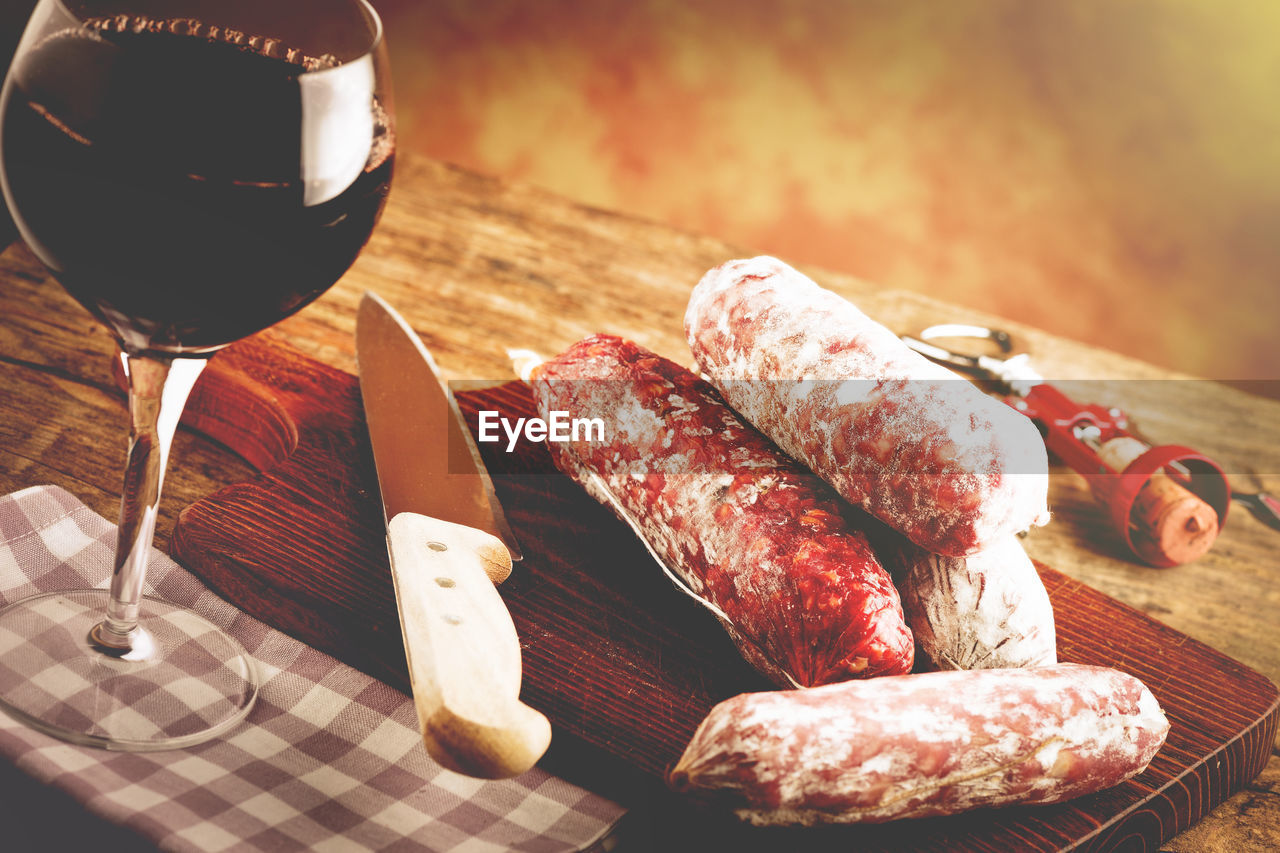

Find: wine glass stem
<box><xmin>91</xmin><ymin>353</ymin><xmax>207</xmax><ymax>652</ymax></box>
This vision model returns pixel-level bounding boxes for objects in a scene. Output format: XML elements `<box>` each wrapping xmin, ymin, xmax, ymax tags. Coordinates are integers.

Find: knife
<box><xmin>356</xmin><ymin>291</ymin><xmax>550</xmax><ymax>779</ymax></box>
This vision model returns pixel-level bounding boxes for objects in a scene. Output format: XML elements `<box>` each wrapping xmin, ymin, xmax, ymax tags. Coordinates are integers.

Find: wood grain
<box><xmin>158</xmin><ymin>334</ymin><xmax>1278</xmax><ymax>852</ymax></box>
<box><xmin>2</xmin><ymin>152</ymin><xmax>1279</xmax><ymax>850</ymax></box>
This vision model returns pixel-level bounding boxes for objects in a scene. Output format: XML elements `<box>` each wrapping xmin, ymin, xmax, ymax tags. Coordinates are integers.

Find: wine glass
<box><xmin>0</xmin><ymin>0</ymin><xmax>394</xmax><ymax>749</ymax></box>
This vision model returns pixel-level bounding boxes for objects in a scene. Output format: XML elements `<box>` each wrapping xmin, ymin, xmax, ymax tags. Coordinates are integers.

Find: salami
<box><xmin>669</xmin><ymin>663</ymin><xmax>1168</xmax><ymax>825</ymax></box>
<box><xmin>877</xmin><ymin>533</ymin><xmax>1057</xmax><ymax>670</ymax></box>
<box><xmin>685</xmin><ymin>256</ymin><xmax>1050</xmax><ymax>557</ymax></box>
<box><xmin>529</xmin><ymin>334</ymin><xmax>914</xmax><ymax>687</ymax></box>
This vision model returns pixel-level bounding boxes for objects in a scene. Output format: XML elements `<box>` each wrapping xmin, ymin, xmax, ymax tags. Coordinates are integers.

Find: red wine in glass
<box><xmin>0</xmin><ymin>0</ymin><xmax>36</xmax><ymax>249</ymax></box>
<box><xmin>2</xmin><ymin>15</ymin><xmax>393</xmax><ymax>352</ymax></box>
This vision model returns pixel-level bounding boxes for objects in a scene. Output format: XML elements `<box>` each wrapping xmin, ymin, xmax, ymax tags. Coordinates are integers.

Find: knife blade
<box><xmin>357</xmin><ymin>291</ymin><xmax>549</xmax><ymax>779</ymax></box>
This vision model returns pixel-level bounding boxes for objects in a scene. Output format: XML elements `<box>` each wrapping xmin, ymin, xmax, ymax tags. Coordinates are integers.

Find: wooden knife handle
<box><xmin>386</xmin><ymin>512</ymin><xmax>550</xmax><ymax>779</ymax></box>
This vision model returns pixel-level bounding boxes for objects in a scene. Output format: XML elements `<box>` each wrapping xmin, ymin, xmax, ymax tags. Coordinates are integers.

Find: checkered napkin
<box><xmin>0</xmin><ymin>485</ymin><xmax>624</xmax><ymax>852</ymax></box>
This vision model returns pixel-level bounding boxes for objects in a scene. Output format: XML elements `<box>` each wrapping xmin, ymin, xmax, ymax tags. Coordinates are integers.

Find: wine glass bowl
<box><xmin>2</xmin><ymin>0</ymin><xmax>393</xmax><ymax>354</ymax></box>
<box><xmin>0</xmin><ymin>0</ymin><xmax>393</xmax><ymax>749</ymax></box>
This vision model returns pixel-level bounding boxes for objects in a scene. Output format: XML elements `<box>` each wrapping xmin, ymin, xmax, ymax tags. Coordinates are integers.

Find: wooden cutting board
<box><xmin>163</xmin><ymin>333</ymin><xmax>1278</xmax><ymax>852</ymax></box>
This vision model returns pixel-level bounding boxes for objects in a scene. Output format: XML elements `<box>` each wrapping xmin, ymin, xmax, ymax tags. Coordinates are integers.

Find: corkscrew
<box><xmin>901</xmin><ymin>324</ymin><xmax>1241</xmax><ymax>567</ymax></box>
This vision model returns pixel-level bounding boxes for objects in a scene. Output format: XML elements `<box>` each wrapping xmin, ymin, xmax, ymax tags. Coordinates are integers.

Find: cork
<box><xmin>1098</xmin><ymin>437</ymin><xmax>1219</xmax><ymax>566</ymax></box>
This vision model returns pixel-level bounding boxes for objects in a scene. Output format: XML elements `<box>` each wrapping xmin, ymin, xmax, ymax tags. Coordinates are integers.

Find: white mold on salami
<box><xmin>669</xmin><ymin>663</ymin><xmax>1169</xmax><ymax>825</ymax></box>
<box><xmin>685</xmin><ymin>256</ymin><xmax>1051</xmax><ymax>557</ymax></box>
<box><xmin>530</xmin><ymin>335</ymin><xmax>916</xmax><ymax>687</ymax></box>
<box><xmin>885</xmin><ymin>534</ymin><xmax>1057</xmax><ymax>670</ymax></box>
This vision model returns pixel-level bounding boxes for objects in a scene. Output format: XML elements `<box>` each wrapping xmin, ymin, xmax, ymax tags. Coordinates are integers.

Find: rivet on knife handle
<box><xmin>386</xmin><ymin>512</ymin><xmax>551</xmax><ymax>779</ymax></box>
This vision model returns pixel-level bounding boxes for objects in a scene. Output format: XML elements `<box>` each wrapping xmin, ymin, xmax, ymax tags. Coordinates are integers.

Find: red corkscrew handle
<box><xmin>1011</xmin><ymin>385</ymin><xmax>1230</xmax><ymax>567</ymax></box>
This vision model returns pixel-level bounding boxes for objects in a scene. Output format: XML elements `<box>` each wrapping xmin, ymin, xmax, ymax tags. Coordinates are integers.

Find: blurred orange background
<box><xmin>375</xmin><ymin>0</ymin><xmax>1278</xmax><ymax>385</ymax></box>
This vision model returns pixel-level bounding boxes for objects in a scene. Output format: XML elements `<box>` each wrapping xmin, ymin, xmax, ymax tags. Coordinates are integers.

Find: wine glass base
<box><xmin>0</xmin><ymin>590</ymin><xmax>258</xmax><ymax>751</ymax></box>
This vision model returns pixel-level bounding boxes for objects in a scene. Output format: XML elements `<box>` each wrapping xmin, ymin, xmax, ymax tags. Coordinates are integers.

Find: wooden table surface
<box><xmin>1</xmin><ymin>155</ymin><xmax>1277</xmax><ymax>851</ymax></box>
